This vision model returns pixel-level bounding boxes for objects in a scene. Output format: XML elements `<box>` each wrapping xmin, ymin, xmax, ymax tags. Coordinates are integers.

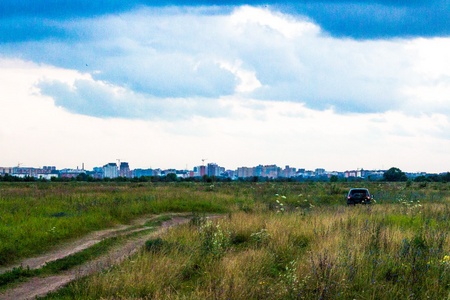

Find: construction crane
<box><xmin>201</xmin><ymin>158</ymin><xmax>207</xmax><ymax>166</ymax></box>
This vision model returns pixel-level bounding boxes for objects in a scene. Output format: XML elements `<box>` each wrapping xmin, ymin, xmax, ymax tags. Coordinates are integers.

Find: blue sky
<box><xmin>1</xmin><ymin>0</ymin><xmax>449</xmax><ymax>40</ymax></box>
<box><xmin>0</xmin><ymin>1</ymin><xmax>449</xmax><ymax>172</ymax></box>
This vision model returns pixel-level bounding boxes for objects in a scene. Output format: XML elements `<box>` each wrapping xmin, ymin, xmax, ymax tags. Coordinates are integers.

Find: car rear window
<box><xmin>350</xmin><ymin>189</ymin><xmax>368</xmax><ymax>195</ymax></box>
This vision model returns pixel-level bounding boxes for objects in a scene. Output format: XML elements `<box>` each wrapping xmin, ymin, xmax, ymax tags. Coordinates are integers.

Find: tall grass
<box><xmin>0</xmin><ymin>182</ymin><xmax>239</xmax><ymax>266</ymax></box>
<box><xmin>1</xmin><ymin>181</ymin><xmax>447</xmax><ymax>270</ymax></box>
<box><xmin>44</xmin><ymin>192</ymin><xmax>450</xmax><ymax>299</ymax></box>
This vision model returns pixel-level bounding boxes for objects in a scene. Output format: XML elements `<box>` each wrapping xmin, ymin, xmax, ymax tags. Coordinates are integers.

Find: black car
<box><xmin>347</xmin><ymin>188</ymin><xmax>372</xmax><ymax>205</ymax></box>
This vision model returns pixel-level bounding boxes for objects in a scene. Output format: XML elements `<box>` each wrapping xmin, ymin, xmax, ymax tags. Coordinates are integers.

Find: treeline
<box><xmin>413</xmin><ymin>173</ymin><xmax>450</xmax><ymax>183</ymax></box>
<box><xmin>0</xmin><ymin>171</ymin><xmax>448</xmax><ymax>183</ymax></box>
<box><xmin>381</xmin><ymin>167</ymin><xmax>450</xmax><ymax>183</ymax></box>
<box><xmin>0</xmin><ymin>173</ymin><xmax>232</xmax><ymax>183</ymax></box>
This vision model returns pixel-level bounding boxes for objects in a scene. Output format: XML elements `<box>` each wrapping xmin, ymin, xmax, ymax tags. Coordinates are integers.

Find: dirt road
<box><xmin>0</xmin><ymin>214</ymin><xmax>195</xmax><ymax>300</ymax></box>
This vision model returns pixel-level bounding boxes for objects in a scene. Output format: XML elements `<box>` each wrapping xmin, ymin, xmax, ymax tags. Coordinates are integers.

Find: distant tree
<box><xmin>37</xmin><ymin>176</ymin><xmax>48</xmax><ymax>182</ymax></box>
<box><xmin>24</xmin><ymin>175</ymin><xmax>36</xmax><ymax>182</ymax></box>
<box><xmin>383</xmin><ymin>167</ymin><xmax>408</xmax><ymax>182</ymax></box>
<box><xmin>444</xmin><ymin>172</ymin><xmax>450</xmax><ymax>183</ymax></box>
<box><xmin>166</xmin><ymin>173</ymin><xmax>178</xmax><ymax>182</ymax></box>
<box><xmin>330</xmin><ymin>175</ymin><xmax>338</xmax><ymax>182</ymax></box>
<box><xmin>202</xmin><ymin>175</ymin><xmax>211</xmax><ymax>183</ymax></box>
<box><xmin>76</xmin><ymin>173</ymin><xmax>88</xmax><ymax>181</ymax></box>
<box><xmin>150</xmin><ymin>176</ymin><xmax>159</xmax><ymax>182</ymax></box>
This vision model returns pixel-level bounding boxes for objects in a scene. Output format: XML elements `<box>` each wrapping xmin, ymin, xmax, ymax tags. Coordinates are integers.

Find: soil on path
<box><xmin>0</xmin><ymin>214</ymin><xmax>157</xmax><ymax>275</ymax></box>
<box><xmin>0</xmin><ymin>214</ymin><xmax>205</xmax><ymax>300</ymax></box>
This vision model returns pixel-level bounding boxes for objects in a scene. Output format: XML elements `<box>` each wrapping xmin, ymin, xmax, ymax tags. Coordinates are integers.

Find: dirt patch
<box><xmin>0</xmin><ymin>216</ymin><xmax>153</xmax><ymax>275</ymax></box>
<box><xmin>0</xmin><ymin>214</ymin><xmax>218</xmax><ymax>300</ymax></box>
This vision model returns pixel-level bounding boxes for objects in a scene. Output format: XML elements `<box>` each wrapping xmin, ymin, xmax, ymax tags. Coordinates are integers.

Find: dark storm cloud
<box><xmin>0</xmin><ymin>0</ymin><xmax>448</xmax><ymax>40</ymax></box>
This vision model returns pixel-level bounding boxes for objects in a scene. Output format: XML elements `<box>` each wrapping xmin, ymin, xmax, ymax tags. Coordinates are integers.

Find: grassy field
<box><xmin>1</xmin><ymin>181</ymin><xmax>449</xmax><ymax>299</ymax></box>
<box><xmin>0</xmin><ymin>182</ymin><xmax>238</xmax><ymax>266</ymax></box>
<box><xmin>46</xmin><ymin>205</ymin><xmax>450</xmax><ymax>299</ymax></box>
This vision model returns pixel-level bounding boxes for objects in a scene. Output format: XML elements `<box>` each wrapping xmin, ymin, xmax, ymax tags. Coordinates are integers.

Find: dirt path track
<box><xmin>0</xmin><ymin>214</ymin><xmax>200</xmax><ymax>300</ymax></box>
<box><xmin>0</xmin><ymin>214</ymin><xmax>158</xmax><ymax>275</ymax></box>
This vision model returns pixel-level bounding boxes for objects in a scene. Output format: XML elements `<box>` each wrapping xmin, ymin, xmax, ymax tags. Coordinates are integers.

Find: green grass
<box><xmin>144</xmin><ymin>214</ymin><xmax>173</xmax><ymax>227</ymax></box>
<box><xmin>0</xmin><ymin>227</ymin><xmax>155</xmax><ymax>290</ymax></box>
<box><xmin>1</xmin><ymin>181</ymin><xmax>448</xmax><ymax>266</ymax></box>
<box><xmin>0</xmin><ymin>182</ymin><xmax>238</xmax><ymax>266</ymax></box>
<box><xmin>1</xmin><ymin>181</ymin><xmax>449</xmax><ymax>299</ymax></box>
<box><xmin>42</xmin><ymin>190</ymin><xmax>450</xmax><ymax>299</ymax></box>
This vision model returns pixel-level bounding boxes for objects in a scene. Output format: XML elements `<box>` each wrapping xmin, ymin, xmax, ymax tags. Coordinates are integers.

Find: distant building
<box><xmin>315</xmin><ymin>168</ymin><xmax>325</xmax><ymax>176</ymax></box>
<box><xmin>37</xmin><ymin>173</ymin><xmax>58</xmax><ymax>180</ymax></box>
<box><xmin>60</xmin><ymin>168</ymin><xmax>85</xmax><ymax>178</ymax></box>
<box><xmin>363</xmin><ymin>170</ymin><xmax>385</xmax><ymax>180</ymax></box>
<box><xmin>103</xmin><ymin>163</ymin><xmax>119</xmax><ymax>178</ymax></box>
<box><xmin>304</xmin><ymin>170</ymin><xmax>314</xmax><ymax>177</ymax></box>
<box><xmin>135</xmin><ymin>168</ymin><xmax>154</xmax><ymax>177</ymax></box>
<box><xmin>162</xmin><ymin>169</ymin><xmax>177</xmax><ymax>176</ymax></box>
<box><xmin>119</xmin><ymin>162</ymin><xmax>131</xmax><ymax>177</ymax></box>
<box><xmin>254</xmin><ymin>165</ymin><xmax>263</xmax><ymax>177</ymax></box>
<box><xmin>90</xmin><ymin>167</ymin><xmax>104</xmax><ymax>179</ymax></box>
<box><xmin>0</xmin><ymin>167</ymin><xmax>13</xmax><ymax>175</ymax></box>
<box><xmin>207</xmin><ymin>163</ymin><xmax>220</xmax><ymax>177</ymax></box>
<box><xmin>199</xmin><ymin>166</ymin><xmax>206</xmax><ymax>177</ymax></box>
<box><xmin>263</xmin><ymin>165</ymin><xmax>279</xmax><ymax>178</ymax></box>
<box><xmin>283</xmin><ymin>165</ymin><xmax>296</xmax><ymax>178</ymax></box>
<box><xmin>226</xmin><ymin>170</ymin><xmax>237</xmax><ymax>178</ymax></box>
<box><xmin>344</xmin><ymin>170</ymin><xmax>361</xmax><ymax>178</ymax></box>
<box><xmin>237</xmin><ymin>167</ymin><xmax>253</xmax><ymax>178</ymax></box>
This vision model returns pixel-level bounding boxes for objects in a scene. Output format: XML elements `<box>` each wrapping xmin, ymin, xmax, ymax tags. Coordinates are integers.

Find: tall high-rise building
<box><xmin>120</xmin><ymin>162</ymin><xmax>130</xmax><ymax>177</ymax></box>
<box><xmin>263</xmin><ymin>165</ymin><xmax>279</xmax><ymax>178</ymax></box>
<box><xmin>255</xmin><ymin>165</ymin><xmax>263</xmax><ymax>177</ymax></box>
<box><xmin>103</xmin><ymin>163</ymin><xmax>119</xmax><ymax>178</ymax></box>
<box><xmin>207</xmin><ymin>163</ymin><xmax>220</xmax><ymax>177</ymax></box>
<box><xmin>199</xmin><ymin>165</ymin><xmax>206</xmax><ymax>177</ymax></box>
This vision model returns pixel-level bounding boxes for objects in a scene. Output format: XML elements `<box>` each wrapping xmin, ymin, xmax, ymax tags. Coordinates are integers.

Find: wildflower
<box><xmin>442</xmin><ymin>255</ymin><xmax>450</xmax><ymax>264</ymax></box>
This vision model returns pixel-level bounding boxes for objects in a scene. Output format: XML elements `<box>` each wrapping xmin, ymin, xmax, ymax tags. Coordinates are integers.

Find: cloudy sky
<box><xmin>1</xmin><ymin>0</ymin><xmax>449</xmax><ymax>173</ymax></box>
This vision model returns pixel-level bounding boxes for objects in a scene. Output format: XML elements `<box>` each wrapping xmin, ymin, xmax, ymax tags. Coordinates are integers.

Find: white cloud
<box><xmin>37</xmin><ymin>78</ymin><xmax>234</xmax><ymax>120</ymax></box>
<box><xmin>1</xmin><ymin>6</ymin><xmax>450</xmax><ymax>172</ymax></box>
<box><xmin>218</xmin><ymin>60</ymin><xmax>261</xmax><ymax>93</ymax></box>
<box><xmin>0</xmin><ymin>57</ymin><xmax>448</xmax><ymax>172</ymax></box>
<box><xmin>3</xmin><ymin>6</ymin><xmax>449</xmax><ymax>117</ymax></box>
<box><xmin>230</xmin><ymin>5</ymin><xmax>320</xmax><ymax>38</ymax></box>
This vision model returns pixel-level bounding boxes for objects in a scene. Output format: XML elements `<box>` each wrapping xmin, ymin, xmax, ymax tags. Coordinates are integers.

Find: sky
<box><xmin>0</xmin><ymin>0</ymin><xmax>449</xmax><ymax>173</ymax></box>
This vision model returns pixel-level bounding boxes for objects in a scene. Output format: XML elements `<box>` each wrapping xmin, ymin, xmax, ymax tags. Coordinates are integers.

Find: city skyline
<box><xmin>1</xmin><ymin>160</ymin><xmax>445</xmax><ymax>177</ymax></box>
<box><xmin>1</xmin><ymin>1</ymin><xmax>449</xmax><ymax>173</ymax></box>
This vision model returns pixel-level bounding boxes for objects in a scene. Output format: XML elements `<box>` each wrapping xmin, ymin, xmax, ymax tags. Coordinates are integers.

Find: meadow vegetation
<box><xmin>12</xmin><ymin>180</ymin><xmax>444</xmax><ymax>299</ymax></box>
<box><xmin>0</xmin><ymin>181</ymin><xmax>241</xmax><ymax>266</ymax></box>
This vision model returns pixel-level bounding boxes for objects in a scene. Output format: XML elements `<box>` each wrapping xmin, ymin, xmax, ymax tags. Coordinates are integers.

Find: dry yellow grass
<box><xmin>40</xmin><ymin>183</ymin><xmax>450</xmax><ymax>299</ymax></box>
